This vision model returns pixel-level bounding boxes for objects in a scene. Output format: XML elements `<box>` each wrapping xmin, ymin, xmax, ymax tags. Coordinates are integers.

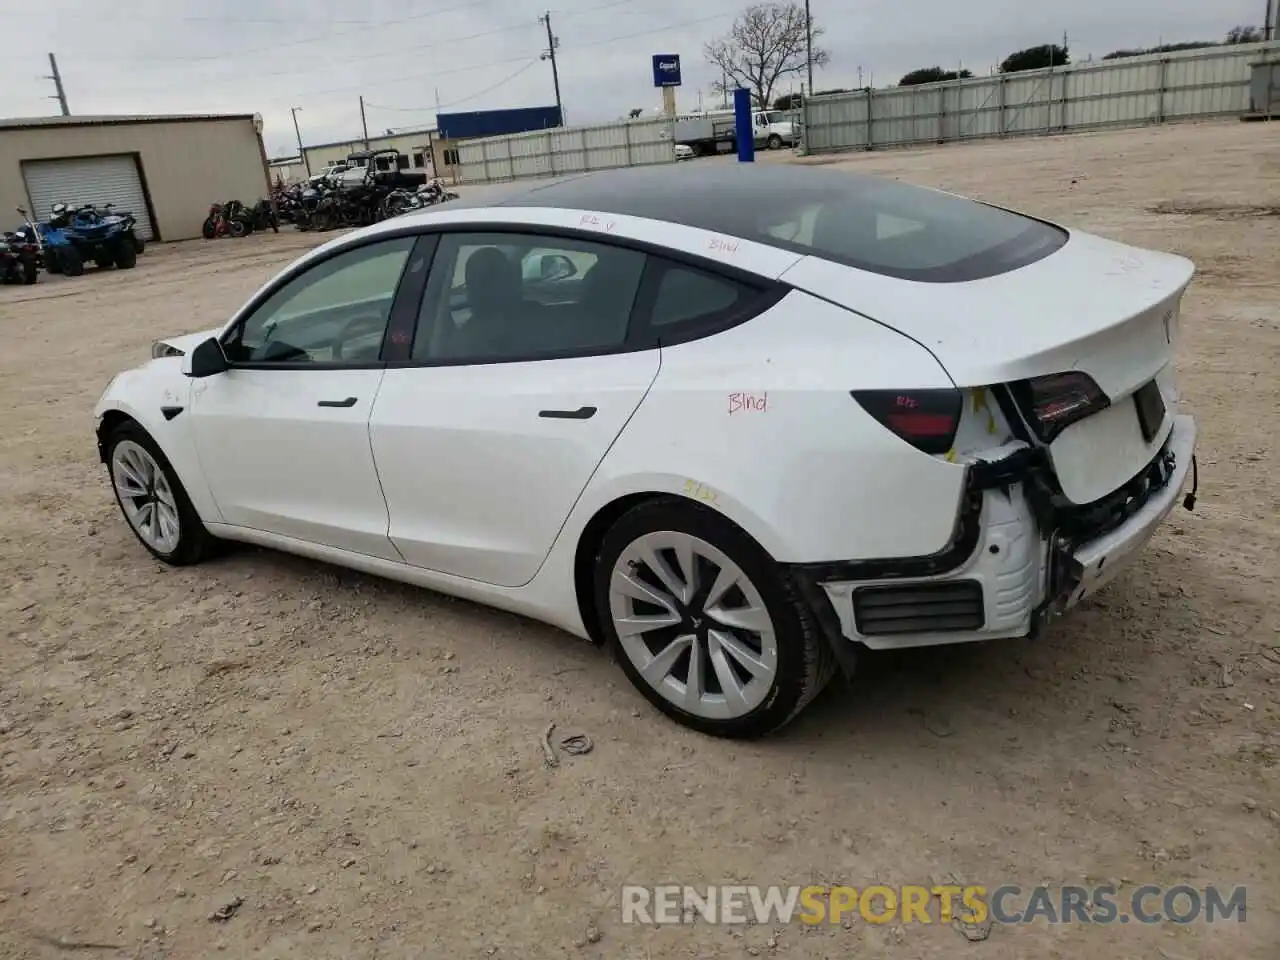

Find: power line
<box><xmin>46</xmin><ymin>0</ymin><xmax>639</xmax><ymax>65</ymax></box>
<box><xmin>69</xmin><ymin>1</ymin><xmax>485</xmax><ymax>64</ymax></box>
<box><xmin>348</xmin><ymin>8</ymin><xmax>740</xmax><ymax>115</ymax></box>
<box><xmin>258</xmin><ymin>53</ymin><xmax>541</xmax><ymax>104</ymax></box>
<box><xmin>365</xmin><ymin>61</ymin><xmax>542</xmax><ymax>116</ymax></box>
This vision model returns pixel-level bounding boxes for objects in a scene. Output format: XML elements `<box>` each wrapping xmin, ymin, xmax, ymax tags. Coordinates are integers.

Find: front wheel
<box><xmin>22</xmin><ymin>260</ymin><xmax>38</xmax><ymax>284</ymax></box>
<box><xmin>61</xmin><ymin>248</ymin><xmax>84</xmax><ymax>276</ymax></box>
<box><xmin>202</xmin><ymin>218</ymin><xmax>217</xmax><ymax>240</ymax></box>
<box><xmin>594</xmin><ymin>500</ymin><xmax>836</xmax><ymax>739</ymax></box>
<box><xmin>106</xmin><ymin>422</ymin><xmax>217</xmax><ymax>565</ymax></box>
<box><xmin>767</xmin><ymin>134</ymin><xmax>783</xmax><ymax>150</ymax></box>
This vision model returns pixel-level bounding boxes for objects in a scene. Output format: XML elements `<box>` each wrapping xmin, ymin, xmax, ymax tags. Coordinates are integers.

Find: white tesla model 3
<box><xmin>95</xmin><ymin>164</ymin><xmax>1198</xmax><ymax>738</ymax></box>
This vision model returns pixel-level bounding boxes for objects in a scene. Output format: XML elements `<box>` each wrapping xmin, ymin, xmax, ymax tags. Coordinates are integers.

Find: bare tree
<box><xmin>704</xmin><ymin>2</ymin><xmax>830</xmax><ymax>108</ymax></box>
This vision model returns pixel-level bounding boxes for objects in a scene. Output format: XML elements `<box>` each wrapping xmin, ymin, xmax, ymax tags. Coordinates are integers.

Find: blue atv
<box><xmin>48</xmin><ymin>202</ymin><xmax>138</xmax><ymax>271</ymax></box>
<box><xmin>15</xmin><ymin>205</ymin><xmax>83</xmax><ymax>277</ymax></box>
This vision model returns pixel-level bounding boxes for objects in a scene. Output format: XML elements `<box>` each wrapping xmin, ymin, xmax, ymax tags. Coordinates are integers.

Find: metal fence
<box><xmin>454</xmin><ymin>117</ymin><xmax>675</xmax><ymax>184</ymax></box>
<box><xmin>802</xmin><ymin>41</ymin><xmax>1280</xmax><ymax>154</ymax></box>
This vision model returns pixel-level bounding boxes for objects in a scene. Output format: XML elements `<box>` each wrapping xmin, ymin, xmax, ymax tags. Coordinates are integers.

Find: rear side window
<box><xmin>649</xmin><ymin>264</ymin><xmax>755</xmax><ymax>328</ymax></box>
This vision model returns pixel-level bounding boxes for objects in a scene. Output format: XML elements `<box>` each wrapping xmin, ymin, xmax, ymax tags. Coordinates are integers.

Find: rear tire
<box><xmin>593</xmin><ymin>500</ymin><xmax>837</xmax><ymax>739</ymax></box>
<box><xmin>105</xmin><ymin>421</ymin><xmax>218</xmax><ymax>566</ymax></box>
<box><xmin>114</xmin><ymin>239</ymin><xmax>137</xmax><ymax>269</ymax></box>
<box><xmin>22</xmin><ymin>260</ymin><xmax>38</xmax><ymax>284</ymax></box>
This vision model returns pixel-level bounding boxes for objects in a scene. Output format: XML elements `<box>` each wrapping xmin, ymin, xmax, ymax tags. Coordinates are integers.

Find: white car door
<box><xmin>190</xmin><ymin>235</ymin><xmax>422</xmax><ymax>560</ymax></box>
<box><xmin>369</xmin><ymin>230</ymin><xmax>663</xmax><ymax>588</ymax></box>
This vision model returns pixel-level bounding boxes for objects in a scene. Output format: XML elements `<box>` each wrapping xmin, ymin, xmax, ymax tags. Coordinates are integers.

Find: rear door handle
<box><xmin>539</xmin><ymin>406</ymin><xmax>597</xmax><ymax>420</ymax></box>
<box><xmin>318</xmin><ymin>396</ymin><xmax>358</xmax><ymax>408</ymax></box>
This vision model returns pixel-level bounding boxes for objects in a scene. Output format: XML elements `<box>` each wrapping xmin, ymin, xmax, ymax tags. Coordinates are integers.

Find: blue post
<box><xmin>734</xmin><ymin>87</ymin><xmax>755</xmax><ymax>162</ymax></box>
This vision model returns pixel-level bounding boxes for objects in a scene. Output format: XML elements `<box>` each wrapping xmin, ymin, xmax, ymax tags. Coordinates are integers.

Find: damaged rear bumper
<box><xmin>787</xmin><ymin>415</ymin><xmax>1197</xmax><ymax>667</ymax></box>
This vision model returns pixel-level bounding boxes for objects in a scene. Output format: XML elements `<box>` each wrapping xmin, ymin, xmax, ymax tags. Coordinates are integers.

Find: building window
<box><xmin>397</xmin><ymin>154</ymin><xmax>409</xmax><ymax>170</ymax></box>
<box><xmin>412</xmin><ymin>150</ymin><xmax>425</xmax><ymax>168</ymax></box>
<box><xmin>443</xmin><ymin>148</ymin><xmax>460</xmax><ymax>167</ymax></box>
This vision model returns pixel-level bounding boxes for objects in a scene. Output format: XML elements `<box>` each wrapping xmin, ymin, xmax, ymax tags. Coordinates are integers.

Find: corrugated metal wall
<box><xmin>455</xmin><ymin>118</ymin><xmax>676</xmax><ymax>184</ymax></box>
<box><xmin>803</xmin><ymin>41</ymin><xmax>1280</xmax><ymax>154</ymax></box>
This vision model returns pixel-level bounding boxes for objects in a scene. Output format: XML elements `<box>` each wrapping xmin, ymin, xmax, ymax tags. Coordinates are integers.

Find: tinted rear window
<box><xmin>501</xmin><ymin>165</ymin><xmax>1068</xmax><ymax>283</ymax></box>
<box><xmin>748</xmin><ymin>181</ymin><xmax>1066</xmax><ymax>281</ymax></box>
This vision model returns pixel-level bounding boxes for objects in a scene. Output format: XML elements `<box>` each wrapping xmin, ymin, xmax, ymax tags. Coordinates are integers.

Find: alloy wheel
<box><xmin>608</xmin><ymin>531</ymin><xmax>779</xmax><ymax>720</ymax></box>
<box><xmin>111</xmin><ymin>440</ymin><xmax>182</xmax><ymax>555</ymax></box>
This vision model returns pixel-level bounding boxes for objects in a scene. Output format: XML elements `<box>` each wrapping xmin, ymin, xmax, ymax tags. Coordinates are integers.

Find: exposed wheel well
<box><xmin>96</xmin><ymin>410</ymin><xmax>136</xmax><ymax>462</ymax></box>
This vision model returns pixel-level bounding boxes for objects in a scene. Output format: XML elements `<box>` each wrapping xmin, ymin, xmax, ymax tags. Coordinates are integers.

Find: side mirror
<box><xmin>183</xmin><ymin>337</ymin><xmax>230</xmax><ymax>378</ymax></box>
<box><xmin>539</xmin><ymin>253</ymin><xmax>577</xmax><ymax>281</ymax></box>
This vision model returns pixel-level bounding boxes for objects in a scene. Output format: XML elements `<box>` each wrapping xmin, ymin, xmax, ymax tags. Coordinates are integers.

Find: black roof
<box><xmin>450</xmin><ymin>162</ymin><xmax>876</xmax><ymax>218</ymax></box>
<box><xmin>444</xmin><ymin>162</ymin><xmax>1067</xmax><ymax>283</ymax></box>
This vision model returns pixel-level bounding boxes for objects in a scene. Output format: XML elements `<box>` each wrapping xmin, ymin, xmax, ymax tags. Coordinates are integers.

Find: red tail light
<box><xmin>1013</xmin><ymin>372</ymin><xmax>1109</xmax><ymax>442</ymax></box>
<box><xmin>851</xmin><ymin>389</ymin><xmax>962</xmax><ymax>455</ymax></box>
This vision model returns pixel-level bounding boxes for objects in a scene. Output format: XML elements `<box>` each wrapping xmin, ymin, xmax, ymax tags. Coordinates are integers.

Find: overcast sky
<box><xmin>1</xmin><ymin>0</ymin><xmax>1263</xmax><ymax>157</ymax></box>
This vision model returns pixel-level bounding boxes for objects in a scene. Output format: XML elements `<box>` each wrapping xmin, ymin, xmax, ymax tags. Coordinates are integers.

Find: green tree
<box><xmin>899</xmin><ymin>66</ymin><xmax>973</xmax><ymax>86</ymax></box>
<box><xmin>1000</xmin><ymin>44</ymin><xmax>1069</xmax><ymax>73</ymax></box>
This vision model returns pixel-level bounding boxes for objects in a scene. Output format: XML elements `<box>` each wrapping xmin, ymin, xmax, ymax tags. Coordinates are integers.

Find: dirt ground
<box><xmin>1</xmin><ymin>120</ymin><xmax>1277</xmax><ymax>960</ymax></box>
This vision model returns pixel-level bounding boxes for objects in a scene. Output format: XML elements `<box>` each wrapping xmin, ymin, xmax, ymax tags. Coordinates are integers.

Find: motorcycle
<box><xmin>202</xmin><ymin>201</ymin><xmax>250</xmax><ymax>239</ymax></box>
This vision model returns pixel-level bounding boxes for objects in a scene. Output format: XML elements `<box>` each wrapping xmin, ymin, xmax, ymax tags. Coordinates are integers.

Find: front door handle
<box><xmin>318</xmin><ymin>396</ymin><xmax>358</xmax><ymax>408</ymax></box>
<box><xmin>539</xmin><ymin>406</ymin><xmax>597</xmax><ymax>420</ymax></box>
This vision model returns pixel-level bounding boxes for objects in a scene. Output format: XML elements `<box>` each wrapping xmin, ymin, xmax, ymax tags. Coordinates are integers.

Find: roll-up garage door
<box><xmin>22</xmin><ymin>155</ymin><xmax>155</xmax><ymax>241</ymax></box>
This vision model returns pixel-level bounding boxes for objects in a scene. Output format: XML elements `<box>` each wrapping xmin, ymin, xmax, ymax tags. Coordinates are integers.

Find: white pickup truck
<box><xmin>668</xmin><ymin>108</ymin><xmax>801</xmax><ymax>157</ymax></box>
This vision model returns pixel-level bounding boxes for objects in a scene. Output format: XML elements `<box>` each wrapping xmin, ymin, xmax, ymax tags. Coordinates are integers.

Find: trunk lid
<box><xmin>782</xmin><ymin>230</ymin><xmax>1195</xmax><ymax>504</ymax></box>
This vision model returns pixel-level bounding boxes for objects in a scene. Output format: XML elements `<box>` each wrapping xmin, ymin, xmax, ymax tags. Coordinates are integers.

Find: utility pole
<box><xmin>1266</xmin><ymin>0</ymin><xmax>1276</xmax><ymax>42</ymax></box>
<box><xmin>803</xmin><ymin>0</ymin><xmax>814</xmax><ymax>95</ymax></box>
<box><xmin>44</xmin><ymin>53</ymin><xmax>70</xmax><ymax>116</ymax></box>
<box><xmin>359</xmin><ymin>95</ymin><xmax>370</xmax><ymax>148</ymax></box>
<box><xmin>291</xmin><ymin>107</ymin><xmax>310</xmax><ymax>176</ymax></box>
<box><xmin>538</xmin><ymin>11</ymin><xmax>563</xmax><ymax>126</ymax></box>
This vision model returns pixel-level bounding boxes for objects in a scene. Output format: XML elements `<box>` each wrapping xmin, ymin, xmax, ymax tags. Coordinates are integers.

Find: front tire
<box><xmin>22</xmin><ymin>260</ymin><xmax>38</xmax><ymax>284</ymax></box>
<box><xmin>106</xmin><ymin>422</ymin><xmax>217</xmax><ymax>566</ymax></box>
<box><xmin>767</xmin><ymin>133</ymin><xmax>783</xmax><ymax>150</ymax></box>
<box><xmin>61</xmin><ymin>248</ymin><xmax>84</xmax><ymax>276</ymax></box>
<box><xmin>594</xmin><ymin>500</ymin><xmax>836</xmax><ymax>739</ymax></box>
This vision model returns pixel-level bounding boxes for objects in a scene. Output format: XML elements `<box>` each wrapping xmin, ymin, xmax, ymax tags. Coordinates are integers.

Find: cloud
<box><xmin>1</xmin><ymin>0</ymin><xmax>1262</xmax><ymax>156</ymax></box>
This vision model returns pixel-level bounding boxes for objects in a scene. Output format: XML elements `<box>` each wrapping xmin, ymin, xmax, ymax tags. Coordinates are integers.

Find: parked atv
<box><xmin>49</xmin><ymin>202</ymin><xmax>138</xmax><ymax>270</ymax></box>
<box><xmin>0</xmin><ymin>230</ymin><xmax>39</xmax><ymax>284</ymax></box>
<box><xmin>100</xmin><ymin>203</ymin><xmax>145</xmax><ymax>255</ymax></box>
<box><xmin>15</xmin><ymin>205</ymin><xmax>83</xmax><ymax>277</ymax></box>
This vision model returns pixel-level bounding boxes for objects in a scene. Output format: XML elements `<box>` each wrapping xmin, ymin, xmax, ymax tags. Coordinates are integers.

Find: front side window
<box><xmin>412</xmin><ymin>232</ymin><xmax>646</xmax><ymax>362</ymax></box>
<box><xmin>225</xmin><ymin>237</ymin><xmax>416</xmax><ymax>364</ymax></box>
